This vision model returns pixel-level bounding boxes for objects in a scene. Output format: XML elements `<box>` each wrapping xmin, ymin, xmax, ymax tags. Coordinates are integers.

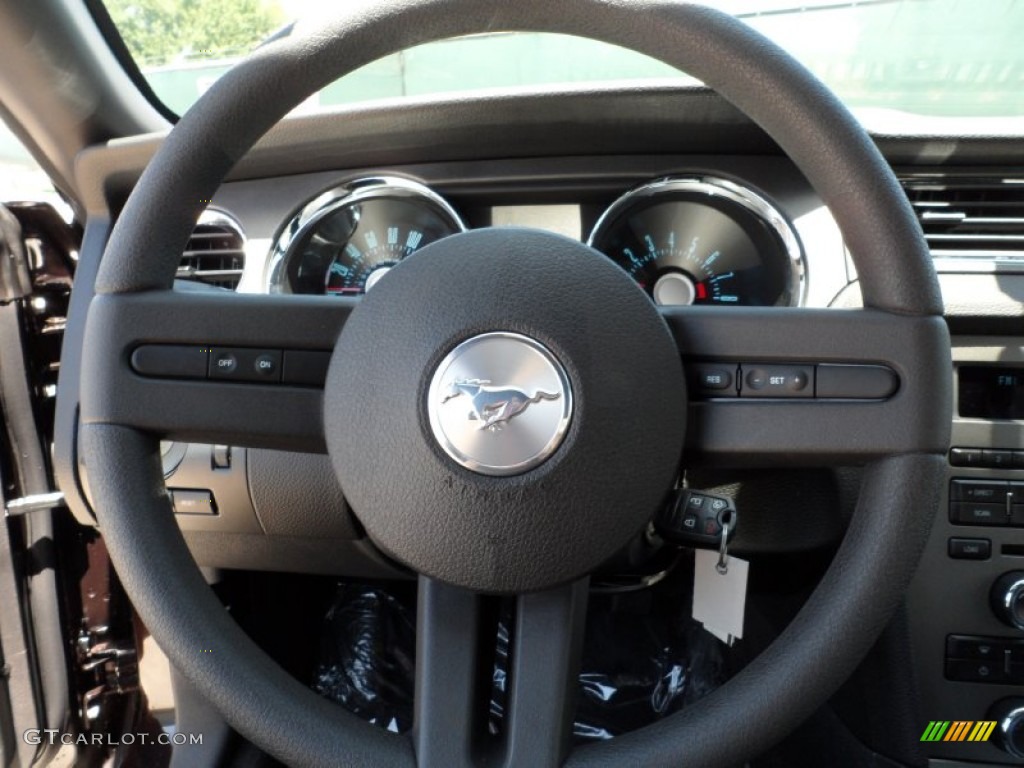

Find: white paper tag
<box><xmin>692</xmin><ymin>549</ymin><xmax>748</xmax><ymax>645</ymax></box>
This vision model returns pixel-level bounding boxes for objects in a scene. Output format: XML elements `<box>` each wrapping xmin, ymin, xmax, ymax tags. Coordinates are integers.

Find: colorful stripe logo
<box><xmin>921</xmin><ymin>721</ymin><xmax>997</xmax><ymax>742</ymax></box>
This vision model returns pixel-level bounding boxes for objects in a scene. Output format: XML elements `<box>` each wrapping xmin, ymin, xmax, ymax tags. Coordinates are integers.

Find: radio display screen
<box><xmin>959</xmin><ymin>366</ymin><xmax>1024</xmax><ymax>420</ymax></box>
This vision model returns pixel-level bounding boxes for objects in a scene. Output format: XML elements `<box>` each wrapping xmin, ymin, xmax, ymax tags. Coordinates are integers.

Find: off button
<box><xmin>211</xmin><ymin>350</ymin><xmax>238</xmax><ymax>375</ymax></box>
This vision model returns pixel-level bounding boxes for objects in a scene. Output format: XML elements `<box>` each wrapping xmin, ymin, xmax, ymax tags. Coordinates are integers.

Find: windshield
<box><xmin>103</xmin><ymin>0</ymin><xmax>1024</xmax><ymax>127</ymax></box>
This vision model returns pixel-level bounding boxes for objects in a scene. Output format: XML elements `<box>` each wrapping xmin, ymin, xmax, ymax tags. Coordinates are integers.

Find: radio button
<box><xmin>951</xmin><ymin>502</ymin><xmax>1008</xmax><ymax>526</ymax></box>
<box><xmin>948</xmin><ymin>537</ymin><xmax>991</xmax><ymax>560</ymax></box>
<box><xmin>984</xmin><ymin>449</ymin><xmax>1016</xmax><ymax>469</ymax></box>
<box><xmin>951</xmin><ymin>479</ymin><xmax>1009</xmax><ymax>503</ymax></box>
<box><xmin>950</xmin><ymin>448</ymin><xmax>983</xmax><ymax>467</ymax></box>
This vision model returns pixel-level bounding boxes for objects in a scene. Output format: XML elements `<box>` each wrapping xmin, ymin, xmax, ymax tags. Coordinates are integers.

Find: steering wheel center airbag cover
<box><xmin>324</xmin><ymin>229</ymin><xmax>685</xmax><ymax>592</ymax></box>
<box><xmin>427</xmin><ymin>331</ymin><xmax>573</xmax><ymax>476</ymax></box>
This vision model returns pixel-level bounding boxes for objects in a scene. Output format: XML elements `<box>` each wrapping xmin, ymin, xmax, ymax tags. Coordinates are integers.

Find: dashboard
<box><xmin>56</xmin><ymin>85</ymin><xmax>1024</xmax><ymax>765</ymax></box>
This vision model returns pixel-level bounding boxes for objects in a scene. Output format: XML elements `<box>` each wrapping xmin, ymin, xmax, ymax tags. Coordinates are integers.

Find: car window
<box><xmin>0</xmin><ymin>116</ymin><xmax>67</xmax><ymax>211</ymax></box>
<box><xmin>103</xmin><ymin>0</ymin><xmax>1024</xmax><ymax>128</ymax></box>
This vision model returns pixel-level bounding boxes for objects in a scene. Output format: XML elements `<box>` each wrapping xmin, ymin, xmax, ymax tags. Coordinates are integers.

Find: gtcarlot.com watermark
<box><xmin>23</xmin><ymin>729</ymin><xmax>203</xmax><ymax>746</ymax></box>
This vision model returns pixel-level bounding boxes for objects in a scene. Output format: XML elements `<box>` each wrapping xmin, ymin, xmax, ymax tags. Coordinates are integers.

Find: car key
<box><xmin>653</xmin><ymin>489</ymin><xmax>738</xmax><ymax>549</ymax></box>
<box><xmin>654</xmin><ymin>489</ymin><xmax>748</xmax><ymax>645</ymax></box>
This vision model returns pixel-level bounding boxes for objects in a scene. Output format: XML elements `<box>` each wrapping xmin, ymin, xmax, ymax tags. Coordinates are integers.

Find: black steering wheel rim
<box><xmin>76</xmin><ymin>2</ymin><xmax>950</xmax><ymax>766</ymax></box>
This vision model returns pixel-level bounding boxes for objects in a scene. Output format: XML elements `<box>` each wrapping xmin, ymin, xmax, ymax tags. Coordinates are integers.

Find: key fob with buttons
<box><xmin>654</xmin><ymin>490</ymin><xmax>738</xmax><ymax>548</ymax></box>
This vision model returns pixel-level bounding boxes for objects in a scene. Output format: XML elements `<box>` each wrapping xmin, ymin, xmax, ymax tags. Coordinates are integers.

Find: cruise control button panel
<box><xmin>686</xmin><ymin>360</ymin><xmax>898</xmax><ymax>400</ymax></box>
<box><xmin>131</xmin><ymin>344</ymin><xmax>329</xmax><ymax>387</ymax></box>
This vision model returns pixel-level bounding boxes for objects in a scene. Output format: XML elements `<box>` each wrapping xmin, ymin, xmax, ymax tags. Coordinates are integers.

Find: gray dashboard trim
<box><xmin>75</xmin><ymin>86</ymin><xmax>1024</xmax><ymax>218</ymax></box>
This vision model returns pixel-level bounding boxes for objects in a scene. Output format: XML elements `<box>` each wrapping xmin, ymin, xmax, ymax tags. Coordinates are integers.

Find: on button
<box><xmin>254</xmin><ymin>353</ymin><xmax>279</xmax><ymax>377</ymax></box>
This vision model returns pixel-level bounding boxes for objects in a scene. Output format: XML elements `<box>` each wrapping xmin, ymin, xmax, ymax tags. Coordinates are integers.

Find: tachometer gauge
<box><xmin>266</xmin><ymin>176</ymin><xmax>465</xmax><ymax>295</ymax></box>
<box><xmin>588</xmin><ymin>176</ymin><xmax>804</xmax><ymax>306</ymax></box>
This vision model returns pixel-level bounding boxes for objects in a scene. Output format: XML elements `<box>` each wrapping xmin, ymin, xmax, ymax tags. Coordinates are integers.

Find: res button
<box><xmin>689</xmin><ymin>364</ymin><xmax>736</xmax><ymax>396</ymax></box>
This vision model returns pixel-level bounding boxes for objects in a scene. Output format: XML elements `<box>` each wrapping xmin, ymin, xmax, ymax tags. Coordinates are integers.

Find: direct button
<box><xmin>951</xmin><ymin>479</ymin><xmax>1009</xmax><ymax>504</ymax></box>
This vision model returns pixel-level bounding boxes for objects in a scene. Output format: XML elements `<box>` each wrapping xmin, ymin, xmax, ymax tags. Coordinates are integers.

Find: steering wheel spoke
<box><xmin>80</xmin><ymin>290</ymin><xmax>351</xmax><ymax>451</ymax></box>
<box><xmin>662</xmin><ymin>306</ymin><xmax>951</xmax><ymax>465</ymax></box>
<box><xmin>414</xmin><ymin>577</ymin><xmax>588</xmax><ymax>768</ymax></box>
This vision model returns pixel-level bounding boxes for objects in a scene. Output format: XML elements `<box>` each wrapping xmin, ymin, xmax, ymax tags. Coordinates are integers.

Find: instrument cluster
<box><xmin>266</xmin><ymin>174</ymin><xmax>805</xmax><ymax>307</ymax></box>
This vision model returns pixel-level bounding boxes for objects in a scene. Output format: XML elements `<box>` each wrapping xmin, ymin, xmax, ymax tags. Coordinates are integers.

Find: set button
<box><xmin>743</xmin><ymin>365</ymin><xmax>812</xmax><ymax>398</ymax></box>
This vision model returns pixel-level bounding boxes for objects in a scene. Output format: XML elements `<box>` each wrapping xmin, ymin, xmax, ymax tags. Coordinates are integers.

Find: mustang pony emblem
<box><xmin>442</xmin><ymin>378</ymin><xmax>561</xmax><ymax>430</ymax></box>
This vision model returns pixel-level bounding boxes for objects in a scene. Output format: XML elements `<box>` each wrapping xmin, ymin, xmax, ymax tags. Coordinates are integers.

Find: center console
<box><xmin>908</xmin><ymin>340</ymin><xmax>1024</xmax><ymax>765</ymax></box>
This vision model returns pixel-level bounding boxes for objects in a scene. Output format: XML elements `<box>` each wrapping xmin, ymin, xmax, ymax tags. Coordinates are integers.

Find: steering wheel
<box><xmin>76</xmin><ymin>1</ymin><xmax>951</xmax><ymax>766</ymax></box>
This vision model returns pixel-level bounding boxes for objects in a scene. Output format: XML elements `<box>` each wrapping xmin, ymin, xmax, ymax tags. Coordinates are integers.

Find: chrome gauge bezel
<box><xmin>587</xmin><ymin>175</ymin><xmax>807</xmax><ymax>307</ymax></box>
<box><xmin>265</xmin><ymin>175</ymin><xmax>466</xmax><ymax>294</ymax></box>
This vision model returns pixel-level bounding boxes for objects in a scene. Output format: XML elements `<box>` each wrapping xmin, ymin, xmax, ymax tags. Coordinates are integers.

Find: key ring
<box><xmin>716</xmin><ymin>510</ymin><xmax>731</xmax><ymax>575</ymax></box>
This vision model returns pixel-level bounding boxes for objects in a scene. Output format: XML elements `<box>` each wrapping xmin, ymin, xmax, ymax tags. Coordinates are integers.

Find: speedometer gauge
<box><xmin>588</xmin><ymin>176</ymin><xmax>804</xmax><ymax>306</ymax></box>
<box><xmin>266</xmin><ymin>176</ymin><xmax>465</xmax><ymax>295</ymax></box>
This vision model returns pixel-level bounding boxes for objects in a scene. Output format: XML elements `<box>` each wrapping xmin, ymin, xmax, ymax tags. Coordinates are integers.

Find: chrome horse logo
<box><xmin>442</xmin><ymin>378</ymin><xmax>561</xmax><ymax>430</ymax></box>
<box><xmin>428</xmin><ymin>333</ymin><xmax>572</xmax><ymax>475</ymax></box>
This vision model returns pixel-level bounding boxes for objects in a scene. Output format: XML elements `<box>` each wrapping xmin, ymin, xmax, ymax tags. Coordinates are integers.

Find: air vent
<box><xmin>179</xmin><ymin>209</ymin><xmax>246</xmax><ymax>289</ymax></box>
<box><xmin>901</xmin><ymin>174</ymin><xmax>1024</xmax><ymax>272</ymax></box>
